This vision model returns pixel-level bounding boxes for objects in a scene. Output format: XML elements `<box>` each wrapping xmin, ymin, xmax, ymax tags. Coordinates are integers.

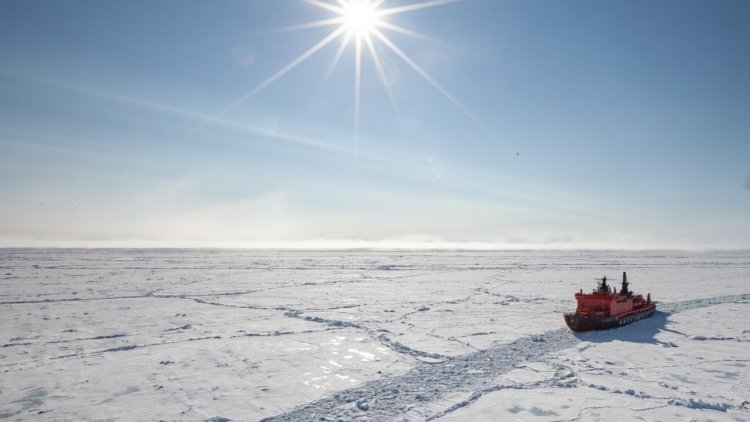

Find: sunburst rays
<box><xmin>225</xmin><ymin>0</ymin><xmax>485</xmax><ymax>143</ymax></box>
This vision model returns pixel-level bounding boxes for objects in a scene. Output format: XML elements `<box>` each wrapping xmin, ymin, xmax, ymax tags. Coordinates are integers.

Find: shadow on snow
<box><xmin>572</xmin><ymin>311</ymin><xmax>671</xmax><ymax>346</ymax></box>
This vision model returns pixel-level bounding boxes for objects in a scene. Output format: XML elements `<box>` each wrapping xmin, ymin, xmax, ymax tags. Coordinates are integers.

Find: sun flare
<box><xmin>341</xmin><ymin>1</ymin><xmax>380</xmax><ymax>36</ymax></box>
<box><xmin>223</xmin><ymin>0</ymin><xmax>485</xmax><ymax>142</ymax></box>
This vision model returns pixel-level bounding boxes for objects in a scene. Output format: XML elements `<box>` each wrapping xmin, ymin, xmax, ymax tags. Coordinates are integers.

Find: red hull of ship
<box><xmin>564</xmin><ymin>303</ymin><xmax>656</xmax><ymax>332</ymax></box>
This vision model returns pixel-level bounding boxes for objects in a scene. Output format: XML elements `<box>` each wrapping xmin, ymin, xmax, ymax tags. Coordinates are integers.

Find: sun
<box><xmin>341</xmin><ymin>0</ymin><xmax>380</xmax><ymax>36</ymax></box>
<box><xmin>220</xmin><ymin>0</ymin><xmax>488</xmax><ymax>142</ymax></box>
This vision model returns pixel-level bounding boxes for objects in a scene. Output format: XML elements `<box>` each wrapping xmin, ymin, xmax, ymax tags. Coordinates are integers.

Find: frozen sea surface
<box><xmin>1</xmin><ymin>249</ymin><xmax>749</xmax><ymax>421</ymax></box>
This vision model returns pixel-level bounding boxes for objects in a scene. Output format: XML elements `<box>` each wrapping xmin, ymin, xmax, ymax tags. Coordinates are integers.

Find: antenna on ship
<box><xmin>621</xmin><ymin>272</ymin><xmax>629</xmax><ymax>295</ymax></box>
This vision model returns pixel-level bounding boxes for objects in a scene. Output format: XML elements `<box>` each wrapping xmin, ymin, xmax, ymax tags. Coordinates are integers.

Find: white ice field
<box><xmin>1</xmin><ymin>249</ymin><xmax>749</xmax><ymax>421</ymax></box>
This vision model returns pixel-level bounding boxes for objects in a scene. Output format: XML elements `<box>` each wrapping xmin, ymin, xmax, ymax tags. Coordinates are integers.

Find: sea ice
<box><xmin>1</xmin><ymin>249</ymin><xmax>748</xmax><ymax>420</ymax></box>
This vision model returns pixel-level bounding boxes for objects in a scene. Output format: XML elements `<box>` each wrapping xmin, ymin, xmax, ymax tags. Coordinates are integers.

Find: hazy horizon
<box><xmin>2</xmin><ymin>239</ymin><xmax>749</xmax><ymax>251</ymax></box>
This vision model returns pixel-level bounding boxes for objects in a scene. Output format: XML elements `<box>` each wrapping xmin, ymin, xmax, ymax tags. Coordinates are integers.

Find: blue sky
<box><xmin>1</xmin><ymin>0</ymin><xmax>748</xmax><ymax>248</ymax></box>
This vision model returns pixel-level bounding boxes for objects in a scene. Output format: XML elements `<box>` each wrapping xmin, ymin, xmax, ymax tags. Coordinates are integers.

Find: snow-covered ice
<box><xmin>1</xmin><ymin>249</ymin><xmax>748</xmax><ymax>420</ymax></box>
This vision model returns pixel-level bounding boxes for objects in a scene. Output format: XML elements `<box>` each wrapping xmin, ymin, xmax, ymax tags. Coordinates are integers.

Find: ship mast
<box><xmin>597</xmin><ymin>276</ymin><xmax>609</xmax><ymax>293</ymax></box>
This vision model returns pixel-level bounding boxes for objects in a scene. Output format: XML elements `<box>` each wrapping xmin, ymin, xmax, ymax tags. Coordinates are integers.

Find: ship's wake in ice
<box><xmin>266</xmin><ymin>294</ymin><xmax>750</xmax><ymax>421</ymax></box>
